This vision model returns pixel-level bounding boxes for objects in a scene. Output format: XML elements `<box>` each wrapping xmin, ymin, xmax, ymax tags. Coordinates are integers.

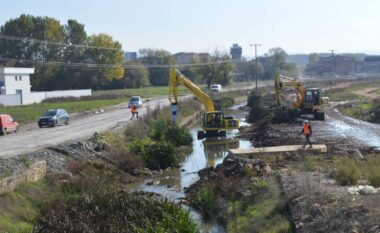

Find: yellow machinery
<box><xmin>169</xmin><ymin>68</ymin><xmax>239</xmax><ymax>139</ymax></box>
<box><xmin>275</xmin><ymin>74</ymin><xmax>329</xmax><ymax>120</ymax></box>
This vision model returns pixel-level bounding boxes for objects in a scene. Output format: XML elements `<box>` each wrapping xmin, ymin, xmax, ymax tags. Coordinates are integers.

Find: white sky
<box><xmin>1</xmin><ymin>0</ymin><xmax>380</xmax><ymax>56</ymax></box>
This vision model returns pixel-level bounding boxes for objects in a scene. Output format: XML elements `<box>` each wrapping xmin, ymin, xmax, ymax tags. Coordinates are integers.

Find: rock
<box><xmin>146</xmin><ymin>181</ymin><xmax>154</xmax><ymax>186</ymax></box>
<box><xmin>263</xmin><ymin>165</ymin><xmax>272</xmax><ymax>174</ymax></box>
<box><xmin>132</xmin><ymin>168</ymin><xmax>143</xmax><ymax>176</ymax></box>
<box><xmin>359</xmin><ymin>185</ymin><xmax>377</xmax><ymax>195</ymax></box>
<box><xmin>102</xmin><ymin>142</ymin><xmax>112</xmax><ymax>151</ymax></box>
<box><xmin>347</xmin><ymin>186</ymin><xmax>360</xmax><ymax>195</ymax></box>
<box><xmin>352</xmin><ymin>149</ymin><xmax>364</xmax><ymax>160</ymax></box>
<box><xmin>153</xmin><ymin>180</ymin><xmax>160</xmax><ymax>185</ymax></box>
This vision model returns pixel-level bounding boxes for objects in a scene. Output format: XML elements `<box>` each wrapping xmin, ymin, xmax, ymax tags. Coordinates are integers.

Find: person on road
<box><xmin>130</xmin><ymin>104</ymin><xmax>139</xmax><ymax>120</ymax></box>
<box><xmin>300</xmin><ymin>119</ymin><xmax>312</xmax><ymax>148</ymax></box>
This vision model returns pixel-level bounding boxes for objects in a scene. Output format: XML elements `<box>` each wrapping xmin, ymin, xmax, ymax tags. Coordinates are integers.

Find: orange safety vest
<box><xmin>303</xmin><ymin>124</ymin><xmax>311</xmax><ymax>135</ymax></box>
<box><xmin>131</xmin><ymin>105</ymin><xmax>136</xmax><ymax>113</ymax></box>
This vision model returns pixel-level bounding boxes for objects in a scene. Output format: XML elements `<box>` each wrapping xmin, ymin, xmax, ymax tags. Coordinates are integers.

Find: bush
<box><xmin>143</xmin><ymin>142</ymin><xmax>178</xmax><ymax>169</ymax></box>
<box><xmin>364</xmin><ymin>157</ymin><xmax>380</xmax><ymax>187</ymax></box>
<box><xmin>165</xmin><ymin>124</ymin><xmax>193</xmax><ymax>146</ymax></box>
<box><xmin>213</xmin><ymin>96</ymin><xmax>234</xmax><ymax>111</ymax></box>
<box><xmin>335</xmin><ymin>157</ymin><xmax>361</xmax><ymax>186</ymax></box>
<box><xmin>191</xmin><ymin>186</ymin><xmax>215</xmax><ymax>219</ymax></box>
<box><xmin>149</xmin><ymin>119</ymin><xmax>193</xmax><ymax>146</ymax></box>
<box><xmin>304</xmin><ymin>157</ymin><xmax>318</xmax><ymax>172</ymax></box>
<box><xmin>34</xmin><ymin>190</ymin><xmax>199</xmax><ymax>233</ymax></box>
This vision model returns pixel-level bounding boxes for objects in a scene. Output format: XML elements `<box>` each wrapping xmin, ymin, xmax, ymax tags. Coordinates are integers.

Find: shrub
<box><xmin>149</xmin><ymin>119</ymin><xmax>193</xmax><ymax>146</ymax></box>
<box><xmin>363</xmin><ymin>157</ymin><xmax>380</xmax><ymax>187</ymax></box>
<box><xmin>334</xmin><ymin>157</ymin><xmax>361</xmax><ymax>186</ymax></box>
<box><xmin>191</xmin><ymin>186</ymin><xmax>215</xmax><ymax>219</ymax></box>
<box><xmin>143</xmin><ymin>142</ymin><xmax>178</xmax><ymax>169</ymax></box>
<box><xmin>165</xmin><ymin>124</ymin><xmax>193</xmax><ymax>146</ymax></box>
<box><xmin>213</xmin><ymin>96</ymin><xmax>235</xmax><ymax>110</ymax></box>
<box><xmin>34</xmin><ymin>190</ymin><xmax>199</xmax><ymax>233</ymax></box>
<box><xmin>303</xmin><ymin>157</ymin><xmax>318</xmax><ymax>172</ymax></box>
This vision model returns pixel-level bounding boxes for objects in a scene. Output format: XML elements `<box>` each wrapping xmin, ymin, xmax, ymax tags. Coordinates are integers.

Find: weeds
<box><xmin>334</xmin><ymin>157</ymin><xmax>361</xmax><ymax>186</ymax></box>
<box><xmin>303</xmin><ymin>157</ymin><xmax>318</xmax><ymax>172</ymax></box>
<box><xmin>191</xmin><ymin>186</ymin><xmax>216</xmax><ymax>220</ymax></box>
<box><xmin>34</xmin><ymin>190</ymin><xmax>199</xmax><ymax>233</ymax></box>
<box><xmin>363</xmin><ymin>156</ymin><xmax>380</xmax><ymax>187</ymax></box>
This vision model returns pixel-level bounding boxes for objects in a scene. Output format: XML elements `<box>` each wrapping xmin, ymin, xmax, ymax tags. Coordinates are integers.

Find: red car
<box><xmin>0</xmin><ymin>114</ymin><xmax>19</xmax><ymax>135</ymax></box>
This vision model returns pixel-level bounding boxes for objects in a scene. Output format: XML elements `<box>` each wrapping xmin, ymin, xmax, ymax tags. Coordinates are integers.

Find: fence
<box><xmin>0</xmin><ymin>89</ymin><xmax>92</xmax><ymax>106</ymax></box>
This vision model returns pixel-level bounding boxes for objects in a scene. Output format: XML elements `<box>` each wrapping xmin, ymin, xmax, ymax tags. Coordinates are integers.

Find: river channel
<box><xmin>132</xmin><ymin>102</ymin><xmax>252</xmax><ymax>232</ymax></box>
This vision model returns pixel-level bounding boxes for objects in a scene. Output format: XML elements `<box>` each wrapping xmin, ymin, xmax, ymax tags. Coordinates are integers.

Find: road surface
<box><xmin>0</xmin><ymin>97</ymin><xmax>172</xmax><ymax>158</ymax></box>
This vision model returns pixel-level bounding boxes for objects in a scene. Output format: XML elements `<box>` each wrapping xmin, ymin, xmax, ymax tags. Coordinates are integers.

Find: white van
<box><xmin>210</xmin><ymin>84</ymin><xmax>222</xmax><ymax>92</ymax></box>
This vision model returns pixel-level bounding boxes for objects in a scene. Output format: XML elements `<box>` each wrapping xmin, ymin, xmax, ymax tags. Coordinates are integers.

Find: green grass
<box><xmin>326</xmin><ymin>81</ymin><xmax>380</xmax><ymax>102</ymax></box>
<box><xmin>94</xmin><ymin>85</ymin><xmax>192</xmax><ymax>97</ymax></box>
<box><xmin>339</xmin><ymin>101</ymin><xmax>373</xmax><ymax>121</ymax></box>
<box><xmin>334</xmin><ymin>157</ymin><xmax>361</xmax><ymax>186</ymax></box>
<box><xmin>0</xmin><ymin>179</ymin><xmax>54</xmax><ymax>233</ymax></box>
<box><xmin>0</xmin><ymin>98</ymin><xmax>128</xmax><ymax>125</ymax></box>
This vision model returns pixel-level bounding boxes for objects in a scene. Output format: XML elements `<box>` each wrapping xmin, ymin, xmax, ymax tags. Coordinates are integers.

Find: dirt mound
<box><xmin>186</xmin><ymin>154</ymin><xmax>272</xmax><ymax>224</ymax></box>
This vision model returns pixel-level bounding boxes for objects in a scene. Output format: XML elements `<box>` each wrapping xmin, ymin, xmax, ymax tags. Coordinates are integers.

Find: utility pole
<box><xmin>329</xmin><ymin>49</ymin><xmax>337</xmax><ymax>74</ymax></box>
<box><xmin>250</xmin><ymin>43</ymin><xmax>261</xmax><ymax>93</ymax></box>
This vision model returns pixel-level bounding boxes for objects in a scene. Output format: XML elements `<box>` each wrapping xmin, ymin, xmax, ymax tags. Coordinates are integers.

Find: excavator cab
<box><xmin>198</xmin><ymin>112</ymin><xmax>239</xmax><ymax>140</ymax></box>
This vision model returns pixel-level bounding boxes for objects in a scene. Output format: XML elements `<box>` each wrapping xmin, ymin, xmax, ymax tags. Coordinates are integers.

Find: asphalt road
<box><xmin>0</xmin><ymin>97</ymin><xmax>172</xmax><ymax>158</ymax></box>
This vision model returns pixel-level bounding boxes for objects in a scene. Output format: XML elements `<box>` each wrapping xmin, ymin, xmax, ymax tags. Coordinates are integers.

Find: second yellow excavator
<box><xmin>275</xmin><ymin>74</ymin><xmax>329</xmax><ymax>120</ymax></box>
<box><xmin>169</xmin><ymin>68</ymin><xmax>239</xmax><ymax>140</ymax></box>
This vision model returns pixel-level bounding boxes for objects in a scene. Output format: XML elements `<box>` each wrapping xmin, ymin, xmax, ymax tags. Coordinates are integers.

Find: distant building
<box><xmin>230</xmin><ymin>44</ymin><xmax>242</xmax><ymax>60</ymax></box>
<box><xmin>306</xmin><ymin>55</ymin><xmax>357</xmax><ymax>75</ymax></box>
<box><xmin>358</xmin><ymin>56</ymin><xmax>380</xmax><ymax>73</ymax></box>
<box><xmin>174</xmin><ymin>52</ymin><xmax>209</xmax><ymax>64</ymax></box>
<box><xmin>125</xmin><ymin>52</ymin><xmax>137</xmax><ymax>61</ymax></box>
<box><xmin>0</xmin><ymin>67</ymin><xmax>34</xmax><ymax>95</ymax></box>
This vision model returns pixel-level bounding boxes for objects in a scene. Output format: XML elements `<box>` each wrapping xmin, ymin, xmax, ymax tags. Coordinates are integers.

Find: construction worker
<box><xmin>300</xmin><ymin>119</ymin><xmax>312</xmax><ymax>148</ymax></box>
<box><xmin>130</xmin><ymin>104</ymin><xmax>139</xmax><ymax>120</ymax></box>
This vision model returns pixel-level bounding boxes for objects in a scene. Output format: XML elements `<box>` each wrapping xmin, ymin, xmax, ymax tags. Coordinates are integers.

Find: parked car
<box><xmin>128</xmin><ymin>96</ymin><xmax>142</xmax><ymax>108</ymax></box>
<box><xmin>210</xmin><ymin>84</ymin><xmax>222</xmax><ymax>92</ymax></box>
<box><xmin>0</xmin><ymin>114</ymin><xmax>19</xmax><ymax>135</ymax></box>
<box><xmin>38</xmin><ymin>109</ymin><xmax>70</xmax><ymax>128</ymax></box>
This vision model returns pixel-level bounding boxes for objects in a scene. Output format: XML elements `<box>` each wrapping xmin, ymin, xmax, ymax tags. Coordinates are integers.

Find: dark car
<box><xmin>38</xmin><ymin>109</ymin><xmax>70</xmax><ymax>128</ymax></box>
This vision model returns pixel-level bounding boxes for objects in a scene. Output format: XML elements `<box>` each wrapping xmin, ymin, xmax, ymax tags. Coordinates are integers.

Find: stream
<box><xmin>131</xmin><ymin>102</ymin><xmax>252</xmax><ymax>233</ymax></box>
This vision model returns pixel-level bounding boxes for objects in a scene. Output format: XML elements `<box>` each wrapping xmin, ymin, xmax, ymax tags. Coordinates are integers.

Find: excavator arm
<box><xmin>168</xmin><ymin>67</ymin><xmax>239</xmax><ymax>139</ymax></box>
<box><xmin>275</xmin><ymin>73</ymin><xmax>305</xmax><ymax>109</ymax></box>
<box><xmin>169</xmin><ymin>68</ymin><xmax>215</xmax><ymax>112</ymax></box>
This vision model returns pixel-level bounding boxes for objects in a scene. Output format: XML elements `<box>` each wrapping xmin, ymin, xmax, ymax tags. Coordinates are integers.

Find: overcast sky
<box><xmin>1</xmin><ymin>0</ymin><xmax>380</xmax><ymax>56</ymax></box>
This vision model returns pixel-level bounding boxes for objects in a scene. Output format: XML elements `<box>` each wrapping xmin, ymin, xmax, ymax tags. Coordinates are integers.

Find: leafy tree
<box><xmin>308</xmin><ymin>53</ymin><xmax>320</xmax><ymax>64</ymax></box>
<box><xmin>123</xmin><ymin>62</ymin><xmax>150</xmax><ymax>88</ymax></box>
<box><xmin>236</xmin><ymin>60</ymin><xmax>264</xmax><ymax>81</ymax></box>
<box><xmin>139</xmin><ymin>48</ymin><xmax>174</xmax><ymax>86</ymax></box>
<box><xmin>190</xmin><ymin>50</ymin><xmax>234</xmax><ymax>87</ymax></box>
<box><xmin>262</xmin><ymin>47</ymin><xmax>298</xmax><ymax>79</ymax></box>
<box><xmin>84</xmin><ymin>34</ymin><xmax>124</xmax><ymax>89</ymax></box>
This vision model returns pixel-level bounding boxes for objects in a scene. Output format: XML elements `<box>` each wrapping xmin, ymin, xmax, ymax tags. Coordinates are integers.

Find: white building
<box><xmin>0</xmin><ymin>67</ymin><xmax>35</xmax><ymax>95</ymax></box>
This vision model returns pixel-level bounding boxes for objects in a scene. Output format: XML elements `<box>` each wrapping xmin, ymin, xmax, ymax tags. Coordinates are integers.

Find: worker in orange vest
<box><xmin>300</xmin><ymin>119</ymin><xmax>312</xmax><ymax>148</ymax></box>
<box><xmin>130</xmin><ymin>104</ymin><xmax>139</xmax><ymax>120</ymax></box>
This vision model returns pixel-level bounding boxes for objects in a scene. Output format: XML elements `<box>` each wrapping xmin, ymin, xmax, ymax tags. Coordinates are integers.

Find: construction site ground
<box><xmin>235</xmin><ymin>79</ymin><xmax>380</xmax><ymax>232</ymax></box>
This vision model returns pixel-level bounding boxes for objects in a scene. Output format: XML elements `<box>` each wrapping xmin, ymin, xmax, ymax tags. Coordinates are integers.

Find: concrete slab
<box><xmin>229</xmin><ymin>144</ymin><xmax>327</xmax><ymax>156</ymax></box>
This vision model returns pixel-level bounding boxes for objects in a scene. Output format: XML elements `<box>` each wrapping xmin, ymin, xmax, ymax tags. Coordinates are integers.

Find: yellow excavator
<box><xmin>169</xmin><ymin>68</ymin><xmax>239</xmax><ymax>140</ymax></box>
<box><xmin>275</xmin><ymin>74</ymin><xmax>329</xmax><ymax>120</ymax></box>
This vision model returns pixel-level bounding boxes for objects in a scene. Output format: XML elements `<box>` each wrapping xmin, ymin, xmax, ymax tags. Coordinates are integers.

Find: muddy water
<box><xmin>132</xmin><ymin>103</ymin><xmax>252</xmax><ymax>233</ymax></box>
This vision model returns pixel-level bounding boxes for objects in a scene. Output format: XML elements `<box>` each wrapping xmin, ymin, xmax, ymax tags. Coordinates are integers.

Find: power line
<box><xmin>0</xmin><ymin>56</ymin><xmax>245</xmax><ymax>69</ymax></box>
<box><xmin>0</xmin><ymin>33</ymin><xmax>120</xmax><ymax>51</ymax></box>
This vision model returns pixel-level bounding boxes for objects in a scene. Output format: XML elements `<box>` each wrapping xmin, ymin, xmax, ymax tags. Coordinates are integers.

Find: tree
<box><xmin>190</xmin><ymin>50</ymin><xmax>234</xmax><ymax>88</ymax></box>
<box><xmin>262</xmin><ymin>47</ymin><xmax>298</xmax><ymax>79</ymax></box>
<box><xmin>308</xmin><ymin>53</ymin><xmax>320</xmax><ymax>64</ymax></box>
<box><xmin>84</xmin><ymin>34</ymin><xmax>124</xmax><ymax>89</ymax></box>
<box><xmin>139</xmin><ymin>48</ymin><xmax>174</xmax><ymax>86</ymax></box>
<box><xmin>123</xmin><ymin>62</ymin><xmax>150</xmax><ymax>88</ymax></box>
<box><xmin>236</xmin><ymin>60</ymin><xmax>264</xmax><ymax>81</ymax></box>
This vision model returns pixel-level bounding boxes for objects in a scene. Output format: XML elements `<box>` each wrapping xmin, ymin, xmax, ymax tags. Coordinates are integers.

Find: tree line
<box><xmin>0</xmin><ymin>15</ymin><xmax>298</xmax><ymax>91</ymax></box>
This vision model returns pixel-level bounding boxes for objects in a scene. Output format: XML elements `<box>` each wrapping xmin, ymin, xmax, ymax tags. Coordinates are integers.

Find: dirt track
<box><xmin>324</xmin><ymin>103</ymin><xmax>380</xmax><ymax>149</ymax></box>
<box><xmin>0</xmin><ymin>97</ymin><xmax>170</xmax><ymax>158</ymax></box>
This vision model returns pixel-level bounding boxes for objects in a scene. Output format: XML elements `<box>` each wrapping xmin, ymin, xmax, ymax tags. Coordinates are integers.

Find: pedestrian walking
<box><xmin>300</xmin><ymin>119</ymin><xmax>312</xmax><ymax>148</ymax></box>
<box><xmin>130</xmin><ymin>104</ymin><xmax>139</xmax><ymax>120</ymax></box>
